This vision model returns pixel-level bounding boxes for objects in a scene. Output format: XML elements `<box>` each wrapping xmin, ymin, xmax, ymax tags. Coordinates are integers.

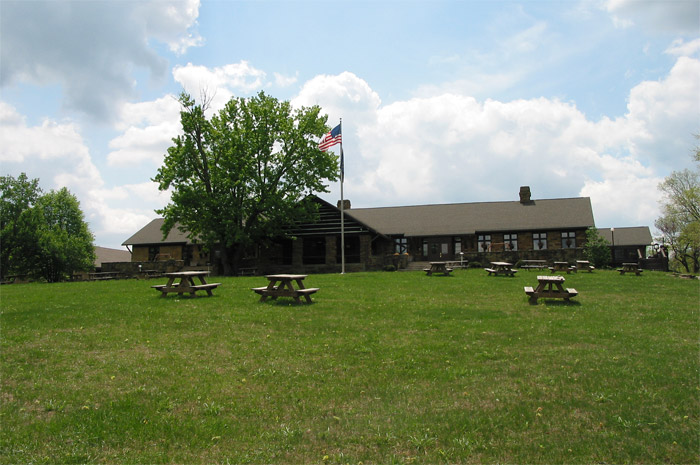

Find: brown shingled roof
<box><xmin>94</xmin><ymin>246</ymin><xmax>131</xmax><ymax>267</ymax></box>
<box><xmin>346</xmin><ymin>197</ymin><xmax>595</xmax><ymax>236</ymax></box>
<box><xmin>122</xmin><ymin>218</ymin><xmax>192</xmax><ymax>246</ymax></box>
<box><xmin>597</xmin><ymin>227</ymin><xmax>652</xmax><ymax>246</ymax></box>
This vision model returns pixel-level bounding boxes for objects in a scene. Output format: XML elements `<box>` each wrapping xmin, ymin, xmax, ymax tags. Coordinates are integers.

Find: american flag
<box><xmin>318</xmin><ymin>124</ymin><xmax>341</xmax><ymax>151</ymax></box>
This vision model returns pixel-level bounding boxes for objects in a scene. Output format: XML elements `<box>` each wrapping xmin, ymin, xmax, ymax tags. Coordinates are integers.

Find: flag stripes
<box><xmin>319</xmin><ymin>124</ymin><xmax>342</xmax><ymax>151</ymax></box>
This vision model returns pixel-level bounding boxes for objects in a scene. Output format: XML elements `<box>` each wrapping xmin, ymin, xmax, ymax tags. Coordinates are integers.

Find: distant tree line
<box><xmin>0</xmin><ymin>173</ymin><xmax>95</xmax><ymax>282</ymax></box>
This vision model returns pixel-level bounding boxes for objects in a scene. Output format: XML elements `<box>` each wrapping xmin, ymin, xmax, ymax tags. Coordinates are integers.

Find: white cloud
<box><xmin>299</xmin><ymin>57</ymin><xmax>697</xmax><ymax>231</ymax></box>
<box><xmin>0</xmin><ymin>102</ymin><xmax>96</xmax><ymax>174</ymax></box>
<box><xmin>605</xmin><ymin>0</ymin><xmax>700</xmax><ymax>34</ymax></box>
<box><xmin>665</xmin><ymin>38</ymin><xmax>700</xmax><ymax>57</ymax></box>
<box><xmin>274</xmin><ymin>72</ymin><xmax>299</xmax><ymax>88</ymax></box>
<box><xmin>623</xmin><ymin>56</ymin><xmax>700</xmax><ymax>169</ymax></box>
<box><xmin>172</xmin><ymin>61</ymin><xmax>267</xmax><ymax>111</ymax></box>
<box><xmin>293</xmin><ymin>72</ymin><xmax>381</xmax><ymax>126</ymax></box>
<box><xmin>108</xmin><ymin>96</ymin><xmax>182</xmax><ymax>167</ymax></box>
<box><xmin>0</xmin><ymin>101</ymin><xmax>169</xmax><ymax>247</ymax></box>
<box><xmin>89</xmin><ymin>182</ymin><xmax>171</xmax><ymax>236</ymax></box>
<box><xmin>140</xmin><ymin>0</ymin><xmax>203</xmax><ymax>54</ymax></box>
<box><xmin>0</xmin><ymin>0</ymin><xmax>202</xmax><ymax>120</ymax></box>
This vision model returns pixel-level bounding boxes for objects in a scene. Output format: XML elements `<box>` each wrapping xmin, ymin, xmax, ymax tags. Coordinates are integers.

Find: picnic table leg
<box><xmin>197</xmin><ymin>275</ymin><xmax>214</xmax><ymax>296</ymax></box>
<box><xmin>260</xmin><ymin>280</ymin><xmax>276</xmax><ymax>302</ymax></box>
<box><xmin>160</xmin><ymin>277</ymin><xmax>176</xmax><ymax>297</ymax></box>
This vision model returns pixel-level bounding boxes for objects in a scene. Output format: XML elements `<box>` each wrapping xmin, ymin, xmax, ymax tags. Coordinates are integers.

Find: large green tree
<box><xmin>0</xmin><ymin>173</ymin><xmax>42</xmax><ymax>278</ymax></box>
<box><xmin>154</xmin><ymin>91</ymin><xmax>339</xmax><ymax>275</ymax></box>
<box><xmin>655</xmin><ymin>140</ymin><xmax>700</xmax><ymax>273</ymax></box>
<box><xmin>0</xmin><ymin>174</ymin><xmax>95</xmax><ymax>282</ymax></box>
<box><xmin>35</xmin><ymin>188</ymin><xmax>96</xmax><ymax>282</ymax></box>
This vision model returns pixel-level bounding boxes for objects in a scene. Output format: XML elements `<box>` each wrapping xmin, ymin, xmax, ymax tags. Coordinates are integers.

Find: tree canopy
<box><xmin>154</xmin><ymin>91</ymin><xmax>339</xmax><ymax>275</ymax></box>
<box><xmin>0</xmin><ymin>173</ymin><xmax>95</xmax><ymax>282</ymax></box>
<box><xmin>655</xmin><ymin>138</ymin><xmax>700</xmax><ymax>273</ymax></box>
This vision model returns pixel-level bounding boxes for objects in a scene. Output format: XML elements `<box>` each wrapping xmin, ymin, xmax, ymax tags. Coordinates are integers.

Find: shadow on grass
<box><xmin>528</xmin><ymin>299</ymin><xmax>582</xmax><ymax>307</ymax></box>
<box><xmin>257</xmin><ymin>299</ymin><xmax>316</xmax><ymax>307</ymax></box>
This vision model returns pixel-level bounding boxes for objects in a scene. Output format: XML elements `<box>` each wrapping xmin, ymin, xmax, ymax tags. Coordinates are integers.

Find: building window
<box><xmin>562</xmin><ymin>231</ymin><xmax>576</xmax><ymax>249</ymax></box>
<box><xmin>303</xmin><ymin>237</ymin><xmax>326</xmax><ymax>264</ymax></box>
<box><xmin>478</xmin><ymin>234</ymin><xmax>491</xmax><ymax>252</ymax></box>
<box><xmin>148</xmin><ymin>246</ymin><xmax>159</xmax><ymax>261</ymax></box>
<box><xmin>504</xmin><ymin>233</ymin><xmax>518</xmax><ymax>251</ymax></box>
<box><xmin>533</xmin><ymin>232</ymin><xmax>547</xmax><ymax>250</ymax></box>
<box><xmin>422</xmin><ymin>240</ymin><xmax>428</xmax><ymax>257</ymax></box>
<box><xmin>394</xmin><ymin>237</ymin><xmax>408</xmax><ymax>254</ymax></box>
<box><xmin>454</xmin><ymin>237</ymin><xmax>462</xmax><ymax>255</ymax></box>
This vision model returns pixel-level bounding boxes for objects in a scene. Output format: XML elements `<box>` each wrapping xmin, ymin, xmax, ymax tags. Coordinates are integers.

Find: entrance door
<box><xmin>426</xmin><ymin>240</ymin><xmax>450</xmax><ymax>261</ymax></box>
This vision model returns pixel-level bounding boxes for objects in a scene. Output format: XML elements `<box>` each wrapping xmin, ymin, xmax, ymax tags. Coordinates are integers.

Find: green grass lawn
<box><xmin>1</xmin><ymin>269</ymin><xmax>698</xmax><ymax>464</ymax></box>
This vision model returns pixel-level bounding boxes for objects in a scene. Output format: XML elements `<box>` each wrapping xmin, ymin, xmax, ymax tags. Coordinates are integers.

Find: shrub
<box><xmin>584</xmin><ymin>227</ymin><xmax>612</xmax><ymax>268</ymax></box>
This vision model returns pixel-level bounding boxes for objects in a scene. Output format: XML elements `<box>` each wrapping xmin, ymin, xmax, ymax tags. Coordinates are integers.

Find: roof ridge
<box><xmin>350</xmin><ymin>196</ymin><xmax>589</xmax><ymax>211</ymax></box>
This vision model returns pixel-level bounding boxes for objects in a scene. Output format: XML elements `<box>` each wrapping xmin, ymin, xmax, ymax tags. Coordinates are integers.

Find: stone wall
<box><xmin>101</xmin><ymin>260</ymin><xmax>186</xmax><ymax>277</ymax></box>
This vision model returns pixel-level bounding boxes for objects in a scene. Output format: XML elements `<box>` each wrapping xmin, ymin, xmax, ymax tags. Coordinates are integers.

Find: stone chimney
<box><xmin>337</xmin><ymin>199</ymin><xmax>351</xmax><ymax>210</ymax></box>
<box><xmin>519</xmin><ymin>186</ymin><xmax>532</xmax><ymax>204</ymax></box>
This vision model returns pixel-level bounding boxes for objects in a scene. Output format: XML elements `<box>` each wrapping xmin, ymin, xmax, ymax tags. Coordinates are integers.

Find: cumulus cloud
<box><xmin>665</xmin><ymin>38</ymin><xmax>700</xmax><ymax>57</ymax></box>
<box><xmin>293</xmin><ymin>72</ymin><xmax>382</xmax><ymax>126</ymax></box>
<box><xmin>0</xmin><ymin>102</ymin><xmax>97</xmax><ymax>181</ymax></box>
<box><xmin>623</xmin><ymin>56</ymin><xmax>700</xmax><ymax>170</ymax></box>
<box><xmin>294</xmin><ymin>58</ymin><xmax>697</xmax><ymax>230</ymax></box>
<box><xmin>172</xmin><ymin>61</ymin><xmax>269</xmax><ymax>112</ymax></box>
<box><xmin>0</xmin><ymin>101</ymin><xmax>169</xmax><ymax>247</ymax></box>
<box><xmin>0</xmin><ymin>0</ymin><xmax>202</xmax><ymax>121</ymax></box>
<box><xmin>108</xmin><ymin>96</ymin><xmax>182</xmax><ymax>167</ymax></box>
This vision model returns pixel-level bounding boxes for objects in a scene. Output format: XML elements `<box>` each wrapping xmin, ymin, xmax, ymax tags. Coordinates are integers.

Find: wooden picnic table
<box><xmin>524</xmin><ymin>275</ymin><xmax>578</xmax><ymax>304</ymax></box>
<box><xmin>485</xmin><ymin>262</ymin><xmax>517</xmax><ymax>276</ymax></box>
<box><xmin>89</xmin><ymin>271</ymin><xmax>124</xmax><ymax>281</ymax></box>
<box><xmin>575</xmin><ymin>260</ymin><xmax>595</xmax><ymax>272</ymax></box>
<box><xmin>520</xmin><ymin>260</ymin><xmax>547</xmax><ymax>270</ymax></box>
<box><xmin>618</xmin><ymin>262</ymin><xmax>643</xmax><ymax>275</ymax></box>
<box><xmin>138</xmin><ymin>269</ymin><xmax>162</xmax><ymax>279</ymax></box>
<box><xmin>151</xmin><ymin>271</ymin><xmax>220</xmax><ymax>297</ymax></box>
<box><xmin>424</xmin><ymin>262</ymin><xmax>453</xmax><ymax>276</ymax></box>
<box><xmin>252</xmin><ymin>274</ymin><xmax>319</xmax><ymax>304</ymax></box>
<box><xmin>549</xmin><ymin>261</ymin><xmax>576</xmax><ymax>274</ymax></box>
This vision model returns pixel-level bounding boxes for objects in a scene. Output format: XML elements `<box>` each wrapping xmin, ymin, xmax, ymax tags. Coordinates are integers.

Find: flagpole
<box><xmin>340</xmin><ymin>118</ymin><xmax>345</xmax><ymax>274</ymax></box>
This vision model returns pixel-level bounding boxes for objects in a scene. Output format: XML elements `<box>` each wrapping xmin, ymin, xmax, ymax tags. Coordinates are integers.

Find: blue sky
<box><xmin>1</xmin><ymin>0</ymin><xmax>699</xmax><ymax>249</ymax></box>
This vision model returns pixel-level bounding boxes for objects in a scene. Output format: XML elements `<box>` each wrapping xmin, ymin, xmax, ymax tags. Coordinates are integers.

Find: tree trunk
<box><xmin>219</xmin><ymin>245</ymin><xmax>233</xmax><ymax>276</ymax></box>
<box><xmin>218</xmin><ymin>243</ymin><xmax>245</xmax><ymax>276</ymax></box>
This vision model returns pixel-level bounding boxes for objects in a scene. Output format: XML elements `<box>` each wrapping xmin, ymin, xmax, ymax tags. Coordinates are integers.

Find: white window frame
<box><xmin>504</xmin><ymin>233</ymin><xmax>518</xmax><ymax>251</ymax></box>
<box><xmin>478</xmin><ymin>234</ymin><xmax>492</xmax><ymax>252</ymax></box>
<box><xmin>533</xmin><ymin>232</ymin><xmax>547</xmax><ymax>250</ymax></box>
<box><xmin>562</xmin><ymin>231</ymin><xmax>576</xmax><ymax>249</ymax></box>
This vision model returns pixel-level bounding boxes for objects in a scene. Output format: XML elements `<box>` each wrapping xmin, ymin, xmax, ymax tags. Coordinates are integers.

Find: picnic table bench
<box><xmin>152</xmin><ymin>271</ymin><xmax>221</xmax><ymax>297</ymax></box>
<box><xmin>549</xmin><ymin>261</ymin><xmax>576</xmax><ymax>274</ymax></box>
<box><xmin>252</xmin><ymin>274</ymin><xmax>318</xmax><ymax>304</ymax></box>
<box><xmin>520</xmin><ymin>260</ymin><xmax>548</xmax><ymax>270</ymax></box>
<box><xmin>575</xmin><ymin>260</ymin><xmax>595</xmax><ymax>272</ymax></box>
<box><xmin>525</xmin><ymin>275</ymin><xmax>578</xmax><ymax>304</ymax></box>
<box><xmin>445</xmin><ymin>260</ymin><xmax>468</xmax><ymax>269</ymax></box>
<box><xmin>485</xmin><ymin>262</ymin><xmax>517</xmax><ymax>276</ymax></box>
<box><xmin>618</xmin><ymin>262</ymin><xmax>643</xmax><ymax>275</ymax></box>
<box><xmin>89</xmin><ymin>271</ymin><xmax>124</xmax><ymax>281</ymax></box>
<box><xmin>424</xmin><ymin>262</ymin><xmax>453</xmax><ymax>276</ymax></box>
